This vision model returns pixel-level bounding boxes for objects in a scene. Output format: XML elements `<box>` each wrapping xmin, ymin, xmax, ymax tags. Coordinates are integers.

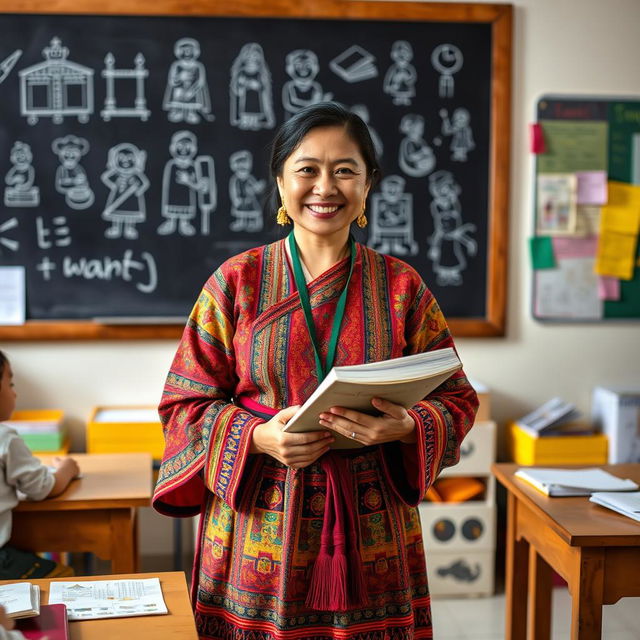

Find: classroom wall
<box><xmin>4</xmin><ymin>0</ymin><xmax>640</xmax><ymax>560</ymax></box>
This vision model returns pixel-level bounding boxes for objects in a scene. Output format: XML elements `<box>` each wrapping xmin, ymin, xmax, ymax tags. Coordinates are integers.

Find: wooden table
<box><xmin>12</xmin><ymin>453</ymin><xmax>152</xmax><ymax>574</ymax></box>
<box><xmin>3</xmin><ymin>571</ymin><xmax>197</xmax><ymax>639</ymax></box>
<box><xmin>492</xmin><ymin>463</ymin><xmax>640</xmax><ymax>640</ymax></box>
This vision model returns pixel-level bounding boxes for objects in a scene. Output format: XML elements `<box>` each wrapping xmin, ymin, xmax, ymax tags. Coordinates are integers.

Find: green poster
<box><xmin>538</xmin><ymin>120</ymin><xmax>608</xmax><ymax>173</ymax></box>
<box><xmin>608</xmin><ymin>101</ymin><xmax>640</xmax><ymax>183</ymax></box>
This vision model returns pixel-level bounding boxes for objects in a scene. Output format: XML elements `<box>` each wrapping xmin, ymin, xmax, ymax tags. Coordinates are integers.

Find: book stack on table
<box><xmin>5</xmin><ymin>410</ymin><xmax>68</xmax><ymax>455</ymax></box>
<box><xmin>507</xmin><ymin>398</ymin><xmax>608</xmax><ymax>465</ymax></box>
<box><xmin>0</xmin><ymin>581</ymin><xmax>69</xmax><ymax>639</ymax></box>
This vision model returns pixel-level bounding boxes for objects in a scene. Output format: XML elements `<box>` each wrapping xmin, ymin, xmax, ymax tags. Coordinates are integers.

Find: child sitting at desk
<box><xmin>0</xmin><ymin>350</ymin><xmax>79</xmax><ymax>579</ymax></box>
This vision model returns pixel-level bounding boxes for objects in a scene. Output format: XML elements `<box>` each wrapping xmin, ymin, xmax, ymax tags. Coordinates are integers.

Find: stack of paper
<box><xmin>0</xmin><ymin>582</ymin><xmax>40</xmax><ymax>618</ymax></box>
<box><xmin>590</xmin><ymin>491</ymin><xmax>640</xmax><ymax>522</ymax></box>
<box><xmin>514</xmin><ymin>397</ymin><xmax>587</xmax><ymax>438</ymax></box>
<box><xmin>515</xmin><ymin>467</ymin><xmax>639</xmax><ymax>497</ymax></box>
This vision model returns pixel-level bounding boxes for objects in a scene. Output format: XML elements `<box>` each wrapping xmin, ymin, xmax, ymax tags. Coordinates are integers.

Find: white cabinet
<box><xmin>419</xmin><ymin>419</ymin><xmax>497</xmax><ymax>597</ymax></box>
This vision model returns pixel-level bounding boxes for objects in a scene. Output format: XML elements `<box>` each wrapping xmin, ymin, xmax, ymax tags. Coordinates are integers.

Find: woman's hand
<box><xmin>318</xmin><ymin>397</ymin><xmax>417</xmax><ymax>446</ymax></box>
<box><xmin>250</xmin><ymin>406</ymin><xmax>335</xmax><ymax>469</ymax></box>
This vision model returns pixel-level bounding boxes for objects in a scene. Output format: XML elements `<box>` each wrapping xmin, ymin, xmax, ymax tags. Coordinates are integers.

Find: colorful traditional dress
<box><xmin>153</xmin><ymin>239</ymin><xmax>478</xmax><ymax>640</ymax></box>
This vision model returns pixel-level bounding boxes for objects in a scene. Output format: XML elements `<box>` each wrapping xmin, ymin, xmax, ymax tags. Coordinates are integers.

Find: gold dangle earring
<box><xmin>277</xmin><ymin>204</ymin><xmax>291</xmax><ymax>226</ymax></box>
<box><xmin>356</xmin><ymin>204</ymin><xmax>368</xmax><ymax>228</ymax></box>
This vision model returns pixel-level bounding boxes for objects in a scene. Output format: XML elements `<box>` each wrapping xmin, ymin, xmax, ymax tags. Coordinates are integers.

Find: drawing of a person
<box><xmin>282</xmin><ymin>50</ymin><xmax>331</xmax><ymax>120</ymax></box>
<box><xmin>440</xmin><ymin>108</ymin><xmax>475</xmax><ymax>161</ymax></box>
<box><xmin>399</xmin><ymin>114</ymin><xmax>436</xmax><ymax>177</ymax></box>
<box><xmin>4</xmin><ymin>141</ymin><xmax>39</xmax><ymax>207</ymax></box>
<box><xmin>427</xmin><ymin>170</ymin><xmax>477</xmax><ymax>287</ymax></box>
<box><xmin>383</xmin><ymin>40</ymin><xmax>417</xmax><ymax>106</ymax></box>
<box><xmin>101</xmin><ymin>143</ymin><xmax>149</xmax><ymax>240</ymax></box>
<box><xmin>230</xmin><ymin>43</ymin><xmax>275</xmax><ymax>131</ymax></box>
<box><xmin>158</xmin><ymin>131</ymin><xmax>211</xmax><ymax>236</ymax></box>
<box><xmin>163</xmin><ymin>38</ymin><xmax>212</xmax><ymax>124</ymax></box>
<box><xmin>369</xmin><ymin>175</ymin><xmax>418</xmax><ymax>256</ymax></box>
<box><xmin>229</xmin><ymin>150</ymin><xmax>265</xmax><ymax>232</ymax></box>
<box><xmin>51</xmin><ymin>135</ymin><xmax>94</xmax><ymax>209</ymax></box>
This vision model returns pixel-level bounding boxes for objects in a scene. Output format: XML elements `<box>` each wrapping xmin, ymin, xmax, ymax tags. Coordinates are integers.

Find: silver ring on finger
<box><xmin>351</xmin><ymin>431</ymin><xmax>356</xmax><ymax>439</ymax></box>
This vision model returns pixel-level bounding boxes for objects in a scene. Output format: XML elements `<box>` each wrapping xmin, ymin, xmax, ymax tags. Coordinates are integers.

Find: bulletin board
<box><xmin>0</xmin><ymin>0</ymin><xmax>512</xmax><ymax>340</ymax></box>
<box><xmin>531</xmin><ymin>95</ymin><xmax>640</xmax><ymax>322</ymax></box>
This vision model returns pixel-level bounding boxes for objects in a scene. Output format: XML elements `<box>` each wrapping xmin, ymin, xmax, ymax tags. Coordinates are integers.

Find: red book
<box><xmin>16</xmin><ymin>604</ymin><xmax>69</xmax><ymax>640</ymax></box>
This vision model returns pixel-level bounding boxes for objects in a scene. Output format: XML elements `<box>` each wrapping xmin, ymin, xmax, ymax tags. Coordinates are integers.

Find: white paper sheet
<box><xmin>0</xmin><ymin>266</ymin><xmax>25</xmax><ymax>325</ymax></box>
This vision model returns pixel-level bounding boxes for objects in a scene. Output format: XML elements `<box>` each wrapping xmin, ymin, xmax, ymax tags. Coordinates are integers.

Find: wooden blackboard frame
<box><xmin>0</xmin><ymin>0</ymin><xmax>512</xmax><ymax>340</ymax></box>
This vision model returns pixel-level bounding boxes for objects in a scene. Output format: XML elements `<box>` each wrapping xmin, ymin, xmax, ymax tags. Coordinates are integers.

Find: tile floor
<box><xmin>431</xmin><ymin>589</ymin><xmax>639</xmax><ymax>639</ymax></box>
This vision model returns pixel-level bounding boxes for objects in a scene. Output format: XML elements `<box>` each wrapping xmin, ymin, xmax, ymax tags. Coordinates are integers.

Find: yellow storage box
<box><xmin>87</xmin><ymin>406</ymin><xmax>164</xmax><ymax>460</ymax></box>
<box><xmin>507</xmin><ymin>421</ymin><xmax>608</xmax><ymax>465</ymax></box>
<box><xmin>6</xmin><ymin>409</ymin><xmax>68</xmax><ymax>453</ymax></box>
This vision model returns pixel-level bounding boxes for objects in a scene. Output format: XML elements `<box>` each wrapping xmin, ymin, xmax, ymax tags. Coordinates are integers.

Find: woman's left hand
<box><xmin>318</xmin><ymin>397</ymin><xmax>417</xmax><ymax>445</ymax></box>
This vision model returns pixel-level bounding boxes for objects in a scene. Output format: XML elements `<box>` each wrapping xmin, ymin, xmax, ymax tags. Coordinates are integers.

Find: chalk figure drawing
<box><xmin>230</xmin><ymin>43</ymin><xmax>275</xmax><ymax>131</ymax></box>
<box><xmin>101</xmin><ymin>52</ymin><xmax>150</xmax><ymax>122</ymax></box>
<box><xmin>383</xmin><ymin>41</ymin><xmax>417</xmax><ymax>106</ymax></box>
<box><xmin>282</xmin><ymin>50</ymin><xmax>332</xmax><ymax>120</ymax></box>
<box><xmin>440</xmin><ymin>108</ymin><xmax>475</xmax><ymax>161</ymax></box>
<box><xmin>4</xmin><ymin>142</ymin><xmax>39</xmax><ymax>207</ymax></box>
<box><xmin>101</xmin><ymin>143</ymin><xmax>150</xmax><ymax>240</ymax></box>
<box><xmin>398</xmin><ymin>114</ymin><xmax>435</xmax><ymax>177</ymax></box>
<box><xmin>229</xmin><ymin>150</ymin><xmax>266</xmax><ymax>232</ymax></box>
<box><xmin>431</xmin><ymin>44</ymin><xmax>463</xmax><ymax>99</ymax></box>
<box><xmin>0</xmin><ymin>49</ymin><xmax>22</xmax><ymax>84</ymax></box>
<box><xmin>19</xmin><ymin>37</ymin><xmax>93</xmax><ymax>125</ymax></box>
<box><xmin>368</xmin><ymin>175</ymin><xmax>418</xmax><ymax>257</ymax></box>
<box><xmin>164</xmin><ymin>38</ymin><xmax>212</xmax><ymax>124</ymax></box>
<box><xmin>52</xmin><ymin>135</ymin><xmax>94</xmax><ymax>209</ymax></box>
<box><xmin>158</xmin><ymin>130</ymin><xmax>216</xmax><ymax>237</ymax></box>
<box><xmin>427</xmin><ymin>170</ymin><xmax>476</xmax><ymax>287</ymax></box>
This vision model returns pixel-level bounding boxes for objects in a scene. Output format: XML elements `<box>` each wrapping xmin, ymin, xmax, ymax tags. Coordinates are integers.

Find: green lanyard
<box><xmin>288</xmin><ymin>232</ymin><xmax>356</xmax><ymax>382</ymax></box>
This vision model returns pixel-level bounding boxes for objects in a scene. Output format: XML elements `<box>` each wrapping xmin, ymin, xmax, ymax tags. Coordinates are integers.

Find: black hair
<box><xmin>269</xmin><ymin>101</ymin><xmax>382</xmax><ymax>209</ymax></box>
<box><xmin>0</xmin><ymin>350</ymin><xmax>7</xmax><ymax>380</ymax></box>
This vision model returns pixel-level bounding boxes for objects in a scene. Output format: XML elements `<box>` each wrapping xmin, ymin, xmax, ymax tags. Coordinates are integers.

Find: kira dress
<box><xmin>153</xmin><ymin>238</ymin><xmax>478</xmax><ymax>640</ymax></box>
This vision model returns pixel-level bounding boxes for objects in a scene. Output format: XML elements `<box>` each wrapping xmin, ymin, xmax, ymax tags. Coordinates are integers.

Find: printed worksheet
<box><xmin>48</xmin><ymin>578</ymin><xmax>168</xmax><ymax>620</ymax></box>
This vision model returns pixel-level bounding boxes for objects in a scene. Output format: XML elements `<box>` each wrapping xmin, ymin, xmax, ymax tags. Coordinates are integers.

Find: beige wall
<box><xmin>4</xmin><ymin>0</ymin><xmax>640</xmax><ymax>556</ymax></box>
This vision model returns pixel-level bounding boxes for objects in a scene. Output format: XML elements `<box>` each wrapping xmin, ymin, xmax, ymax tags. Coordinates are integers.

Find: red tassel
<box><xmin>330</xmin><ymin>549</ymin><xmax>349</xmax><ymax>610</ymax></box>
<box><xmin>305</xmin><ymin>547</ymin><xmax>334</xmax><ymax>610</ymax></box>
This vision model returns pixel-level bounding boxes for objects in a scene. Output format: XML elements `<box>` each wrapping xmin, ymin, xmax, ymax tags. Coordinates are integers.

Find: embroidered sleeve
<box><xmin>153</xmin><ymin>265</ymin><xmax>263</xmax><ymax>517</ymax></box>
<box><xmin>380</xmin><ymin>278</ymin><xmax>479</xmax><ymax>506</ymax></box>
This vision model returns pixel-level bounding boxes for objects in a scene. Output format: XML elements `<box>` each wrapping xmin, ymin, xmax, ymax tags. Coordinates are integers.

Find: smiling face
<box><xmin>0</xmin><ymin>363</ymin><xmax>16</xmax><ymax>421</ymax></box>
<box><xmin>276</xmin><ymin>125</ymin><xmax>371</xmax><ymax>246</ymax></box>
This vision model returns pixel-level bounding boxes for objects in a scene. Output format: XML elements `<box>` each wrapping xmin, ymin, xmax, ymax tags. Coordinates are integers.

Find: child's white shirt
<box><xmin>0</xmin><ymin>425</ymin><xmax>55</xmax><ymax>547</ymax></box>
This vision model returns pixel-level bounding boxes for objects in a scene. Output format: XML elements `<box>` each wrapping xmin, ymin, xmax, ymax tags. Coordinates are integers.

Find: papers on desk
<box><xmin>0</xmin><ymin>582</ymin><xmax>40</xmax><ymax>618</ymax></box>
<box><xmin>515</xmin><ymin>467</ymin><xmax>639</xmax><ymax>497</ymax></box>
<box><xmin>590</xmin><ymin>491</ymin><xmax>640</xmax><ymax>523</ymax></box>
<box><xmin>48</xmin><ymin>578</ymin><xmax>168</xmax><ymax>620</ymax></box>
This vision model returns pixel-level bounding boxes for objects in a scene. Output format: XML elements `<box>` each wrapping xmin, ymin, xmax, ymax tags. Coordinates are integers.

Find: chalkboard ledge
<box><xmin>0</xmin><ymin>321</ymin><xmax>184</xmax><ymax>341</ymax></box>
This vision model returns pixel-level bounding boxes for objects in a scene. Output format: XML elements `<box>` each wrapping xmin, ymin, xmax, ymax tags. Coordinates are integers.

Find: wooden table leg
<box><xmin>570</xmin><ymin>549</ymin><xmax>604</xmax><ymax>640</ymax></box>
<box><xmin>528</xmin><ymin>546</ymin><xmax>552</xmax><ymax>640</ymax></box>
<box><xmin>110</xmin><ymin>508</ymin><xmax>136</xmax><ymax>574</ymax></box>
<box><xmin>505</xmin><ymin>492</ymin><xmax>529</xmax><ymax>640</ymax></box>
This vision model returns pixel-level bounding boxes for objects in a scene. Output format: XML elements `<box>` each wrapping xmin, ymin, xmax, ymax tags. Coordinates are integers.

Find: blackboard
<box><xmin>0</xmin><ymin>1</ymin><xmax>512</xmax><ymax>339</ymax></box>
<box><xmin>531</xmin><ymin>95</ymin><xmax>640</xmax><ymax>322</ymax></box>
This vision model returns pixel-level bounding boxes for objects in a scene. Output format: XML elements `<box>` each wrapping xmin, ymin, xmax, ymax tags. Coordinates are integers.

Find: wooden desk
<box><xmin>12</xmin><ymin>453</ymin><xmax>152</xmax><ymax>574</ymax></box>
<box><xmin>492</xmin><ymin>463</ymin><xmax>640</xmax><ymax>640</ymax></box>
<box><xmin>1</xmin><ymin>571</ymin><xmax>197</xmax><ymax>639</ymax></box>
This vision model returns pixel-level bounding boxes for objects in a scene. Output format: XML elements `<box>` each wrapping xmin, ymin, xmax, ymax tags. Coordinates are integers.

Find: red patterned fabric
<box><xmin>153</xmin><ymin>239</ymin><xmax>478</xmax><ymax>639</ymax></box>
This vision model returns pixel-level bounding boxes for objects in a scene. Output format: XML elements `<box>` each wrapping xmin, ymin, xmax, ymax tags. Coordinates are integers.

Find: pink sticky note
<box><xmin>576</xmin><ymin>171</ymin><xmax>608</xmax><ymax>205</ymax></box>
<box><xmin>552</xmin><ymin>236</ymin><xmax>598</xmax><ymax>259</ymax></box>
<box><xmin>598</xmin><ymin>276</ymin><xmax>620</xmax><ymax>301</ymax></box>
<box><xmin>530</xmin><ymin>123</ymin><xmax>546</xmax><ymax>154</ymax></box>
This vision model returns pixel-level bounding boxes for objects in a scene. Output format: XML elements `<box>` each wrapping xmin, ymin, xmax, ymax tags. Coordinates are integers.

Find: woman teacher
<box><xmin>153</xmin><ymin>102</ymin><xmax>478</xmax><ymax>640</ymax></box>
